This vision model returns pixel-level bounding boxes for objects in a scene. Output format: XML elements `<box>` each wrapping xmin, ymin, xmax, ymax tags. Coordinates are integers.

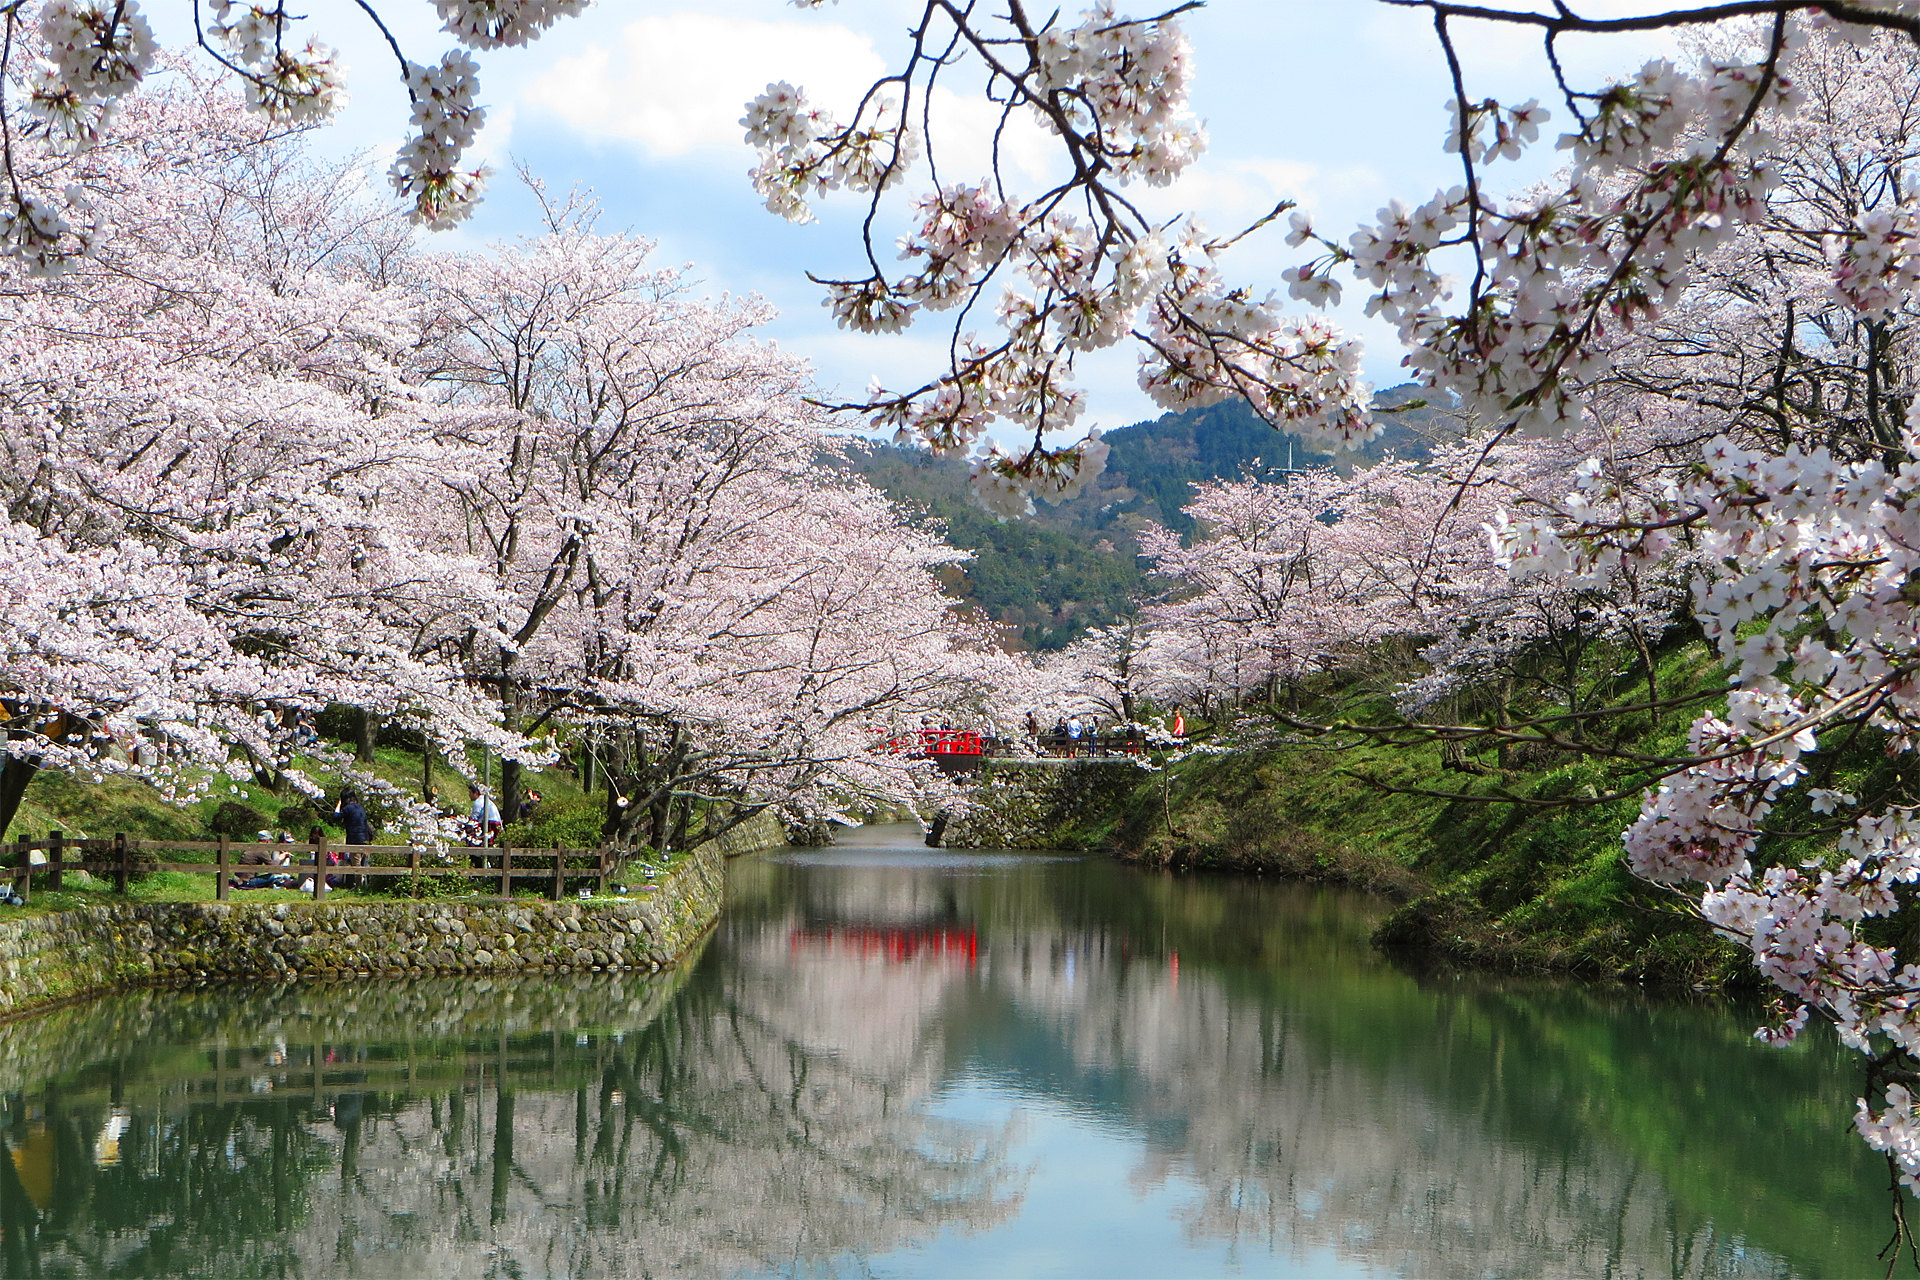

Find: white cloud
<box><xmin>919</xmin><ymin>86</ymin><xmax>1060</xmax><ymax>189</ymax></box>
<box><xmin>1135</xmin><ymin>156</ymin><xmax>1384</xmax><ymax>232</ymax></box>
<box><xmin>523</xmin><ymin>13</ymin><xmax>887</xmax><ymax>159</ymax></box>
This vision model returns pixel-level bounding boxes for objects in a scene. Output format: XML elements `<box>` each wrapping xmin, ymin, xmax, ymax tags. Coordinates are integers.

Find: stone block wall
<box><xmin>700</xmin><ymin>810</ymin><xmax>788</xmax><ymax>858</ymax></box>
<box><xmin>0</xmin><ymin>834</ymin><xmax>740</xmax><ymax>1022</ymax></box>
<box><xmin>936</xmin><ymin>759</ymin><xmax>1141</xmax><ymax>849</ymax></box>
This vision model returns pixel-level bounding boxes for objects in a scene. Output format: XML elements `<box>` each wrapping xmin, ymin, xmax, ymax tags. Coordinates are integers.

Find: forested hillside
<box><xmin>843</xmin><ymin>384</ymin><xmax>1462</xmax><ymax>649</ymax></box>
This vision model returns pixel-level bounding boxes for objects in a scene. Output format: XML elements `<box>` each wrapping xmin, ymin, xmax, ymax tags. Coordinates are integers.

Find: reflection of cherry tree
<box><xmin>0</xmin><ymin>971</ymin><xmax>1022</xmax><ymax>1279</ymax></box>
<box><xmin>731</xmin><ymin>850</ymin><xmax>1864</xmax><ymax>1275</ymax></box>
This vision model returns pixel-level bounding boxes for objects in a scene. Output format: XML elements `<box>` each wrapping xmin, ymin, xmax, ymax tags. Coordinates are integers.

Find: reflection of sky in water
<box><xmin>862</xmin><ymin>1079</ymin><xmax>1369</xmax><ymax>1280</ymax></box>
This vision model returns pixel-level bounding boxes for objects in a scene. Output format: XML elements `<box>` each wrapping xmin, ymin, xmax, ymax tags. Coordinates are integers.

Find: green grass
<box><xmin>8</xmin><ymin>739</ymin><xmax>591</xmax><ymax>846</ymax></box>
<box><xmin>1</xmin><ymin>733</ymin><xmax>608</xmax><ymax>913</ymax></box>
<box><xmin>1100</xmin><ymin>636</ymin><xmax>1780</xmax><ymax>987</ymax></box>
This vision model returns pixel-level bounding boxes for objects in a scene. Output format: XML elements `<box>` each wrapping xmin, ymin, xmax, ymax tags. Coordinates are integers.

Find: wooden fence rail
<box><xmin>2</xmin><ymin>831</ymin><xmax>611</xmax><ymax>906</ymax></box>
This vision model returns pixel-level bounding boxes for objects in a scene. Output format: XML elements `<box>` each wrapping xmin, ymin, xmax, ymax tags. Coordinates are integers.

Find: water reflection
<box><xmin>0</xmin><ymin>964</ymin><xmax>1020</xmax><ymax>1278</ymax></box>
<box><xmin>729</xmin><ymin>826</ymin><xmax>1882</xmax><ymax>1278</ymax></box>
<box><xmin>0</xmin><ymin>824</ymin><xmax>1889</xmax><ymax>1278</ymax></box>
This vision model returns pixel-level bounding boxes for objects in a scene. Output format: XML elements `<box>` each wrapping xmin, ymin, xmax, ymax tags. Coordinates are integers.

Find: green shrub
<box><xmin>207</xmin><ymin>801</ymin><xmax>268</xmax><ymax>839</ymax></box>
<box><xmin>499</xmin><ymin>796</ymin><xmax>604</xmax><ymax>850</ymax></box>
<box><xmin>314</xmin><ymin>703</ymin><xmax>360</xmax><ymax>743</ymax></box>
<box><xmin>381</xmin><ymin>870</ymin><xmax>474</xmax><ymax>899</ymax></box>
<box><xmin>375</xmin><ymin>719</ymin><xmax>426</xmax><ymax>751</ymax></box>
<box><xmin>277</xmin><ymin>802</ymin><xmax>321</xmax><ymax>836</ymax></box>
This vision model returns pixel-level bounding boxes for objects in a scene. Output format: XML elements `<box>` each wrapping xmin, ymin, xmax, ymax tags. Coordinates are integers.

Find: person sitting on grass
<box><xmin>233</xmin><ymin>842</ymin><xmax>293</xmax><ymax>890</ymax></box>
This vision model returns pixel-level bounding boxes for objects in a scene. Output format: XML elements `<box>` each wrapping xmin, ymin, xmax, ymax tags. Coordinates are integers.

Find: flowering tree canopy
<box><xmin>0</xmin><ymin>0</ymin><xmax>597</xmax><ymax>275</ymax></box>
<box><xmin>757</xmin><ymin>0</ymin><xmax>1920</xmax><ymax>1205</ymax></box>
<box><xmin>0</xmin><ymin>68</ymin><xmax>1022</xmax><ymax>851</ymax></box>
<box><xmin>406</xmin><ymin>194</ymin><xmax>1027</xmax><ymax>842</ymax></box>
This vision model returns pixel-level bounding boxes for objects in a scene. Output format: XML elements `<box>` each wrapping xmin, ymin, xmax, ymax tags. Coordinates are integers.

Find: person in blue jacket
<box><xmin>336</xmin><ymin>786</ymin><xmax>373</xmax><ymax>845</ymax></box>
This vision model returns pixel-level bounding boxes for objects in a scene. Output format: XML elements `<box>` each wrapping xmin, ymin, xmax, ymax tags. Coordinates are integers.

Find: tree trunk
<box><xmin>580</xmin><ymin>737</ymin><xmax>595</xmax><ymax>794</ymax></box>
<box><xmin>1495</xmin><ymin>678</ymin><xmax>1513</xmax><ymax>772</ymax></box>
<box><xmin>502</xmin><ymin>758</ymin><xmax>523</xmax><ymax>831</ymax></box>
<box><xmin>600</xmin><ymin>733</ymin><xmax>631</xmax><ymax>842</ymax></box>
<box><xmin>420</xmin><ymin>740</ymin><xmax>437</xmax><ymax>807</ymax></box>
<box><xmin>496</xmin><ymin>674</ymin><xmax>522</xmax><ymax>830</ymax></box>
<box><xmin>670</xmin><ymin>797</ymin><xmax>692</xmax><ymax>852</ymax></box>
<box><xmin>354</xmin><ymin>708</ymin><xmax>377</xmax><ymax>764</ymax></box>
<box><xmin>0</xmin><ymin>751</ymin><xmax>38</xmax><ymax>844</ymax></box>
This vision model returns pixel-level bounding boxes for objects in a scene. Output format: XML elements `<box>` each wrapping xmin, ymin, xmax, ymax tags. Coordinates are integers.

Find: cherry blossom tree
<box><xmin>406</xmin><ymin>192</ymin><xmax>1025</xmax><ymax>848</ymax></box>
<box><xmin>0</xmin><ymin>71</ymin><xmax>516</xmax><ymax>840</ymax></box>
<box><xmin>0</xmin><ymin>0</ymin><xmax>604</xmax><ymax>275</ymax></box>
<box><xmin>753</xmin><ymin>0</ymin><xmax>1920</xmax><ymax>1210</ymax></box>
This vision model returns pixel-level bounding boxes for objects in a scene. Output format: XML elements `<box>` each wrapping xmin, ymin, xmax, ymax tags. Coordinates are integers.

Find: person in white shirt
<box><xmin>468</xmin><ymin>786</ymin><xmax>501</xmax><ymax>825</ymax></box>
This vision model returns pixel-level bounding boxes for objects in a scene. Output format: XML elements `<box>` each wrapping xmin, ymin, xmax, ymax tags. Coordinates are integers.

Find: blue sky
<box><xmin>230</xmin><ymin>1</ymin><xmax>1685</xmax><ymax>445</ymax></box>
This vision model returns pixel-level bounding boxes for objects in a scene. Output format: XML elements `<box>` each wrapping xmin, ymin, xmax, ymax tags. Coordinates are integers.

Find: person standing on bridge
<box><xmin>1066</xmin><ymin>715</ymin><xmax>1082</xmax><ymax>758</ymax></box>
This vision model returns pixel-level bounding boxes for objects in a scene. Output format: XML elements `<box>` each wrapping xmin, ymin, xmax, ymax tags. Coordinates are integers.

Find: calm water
<box><xmin>0</xmin><ymin>824</ymin><xmax>1892</xmax><ymax>1278</ymax></box>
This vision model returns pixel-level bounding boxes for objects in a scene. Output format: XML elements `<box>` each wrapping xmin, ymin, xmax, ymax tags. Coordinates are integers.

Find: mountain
<box><xmin>844</xmin><ymin>384</ymin><xmax>1463</xmax><ymax>650</ymax></box>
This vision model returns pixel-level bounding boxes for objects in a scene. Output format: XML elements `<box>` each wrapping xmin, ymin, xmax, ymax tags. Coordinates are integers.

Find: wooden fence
<box><xmin>2</xmin><ymin>831</ymin><xmax>612</xmax><ymax>905</ymax></box>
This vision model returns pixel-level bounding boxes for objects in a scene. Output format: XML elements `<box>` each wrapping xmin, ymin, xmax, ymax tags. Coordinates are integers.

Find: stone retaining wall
<box><xmin>936</xmin><ymin>759</ymin><xmax>1141</xmax><ymax>849</ymax></box>
<box><xmin>0</xmin><ymin>834</ymin><xmax>741</xmax><ymax>1021</ymax></box>
<box><xmin>702</xmin><ymin>810</ymin><xmax>789</xmax><ymax>857</ymax></box>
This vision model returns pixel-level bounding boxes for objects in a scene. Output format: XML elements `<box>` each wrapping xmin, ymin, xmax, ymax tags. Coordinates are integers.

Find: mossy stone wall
<box><xmin>937</xmin><ymin>760</ymin><xmax>1139</xmax><ymax>849</ymax></box>
<box><xmin>706</xmin><ymin>810</ymin><xmax>789</xmax><ymax>857</ymax></box>
<box><xmin>0</xmin><ymin>833</ymin><xmax>746</xmax><ymax>1022</ymax></box>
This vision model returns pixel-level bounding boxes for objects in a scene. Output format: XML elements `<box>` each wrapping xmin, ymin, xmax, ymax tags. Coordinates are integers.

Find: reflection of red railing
<box><xmin>790</xmin><ymin>925</ymin><xmax>978</xmax><ymax>965</ymax></box>
<box><xmin>883</xmin><ymin>730</ymin><xmax>987</xmax><ymax>757</ymax></box>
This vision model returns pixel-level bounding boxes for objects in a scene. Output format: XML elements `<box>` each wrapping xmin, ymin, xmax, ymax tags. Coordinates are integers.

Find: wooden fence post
<box><xmin>217</xmin><ymin>834</ymin><xmax>230</xmax><ymax>902</ymax></box>
<box><xmin>550</xmin><ymin>845</ymin><xmax>563</xmax><ymax>902</ymax></box>
<box><xmin>596</xmin><ymin>848</ymin><xmax>607</xmax><ymax>898</ymax></box>
<box><xmin>113</xmin><ymin>833</ymin><xmax>128</xmax><ymax>894</ymax></box>
<box><xmin>311</xmin><ymin>834</ymin><xmax>327</xmax><ymax>900</ymax></box>
<box><xmin>10</xmin><ymin>835</ymin><xmax>24</xmax><ymax>902</ymax></box>
<box><xmin>499</xmin><ymin>846</ymin><xmax>512</xmax><ymax>899</ymax></box>
<box><xmin>47</xmin><ymin>829</ymin><xmax>62</xmax><ymax>892</ymax></box>
<box><xmin>14</xmin><ymin>833</ymin><xmax>29</xmax><ymax>905</ymax></box>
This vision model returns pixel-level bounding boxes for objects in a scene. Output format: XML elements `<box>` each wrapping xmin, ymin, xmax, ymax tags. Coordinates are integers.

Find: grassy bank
<box><xmin>0</xmin><ymin>740</ymin><xmax>626</xmax><ymax>909</ymax></box>
<box><xmin>1102</xmin><ymin>741</ymin><xmax>1751</xmax><ymax>987</ymax></box>
<box><xmin>1090</xmin><ymin>638</ymin><xmax>1883</xmax><ymax>991</ymax></box>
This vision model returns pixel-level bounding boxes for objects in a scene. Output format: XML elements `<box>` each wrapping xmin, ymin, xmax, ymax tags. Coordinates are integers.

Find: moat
<box><xmin>0</xmin><ymin>824</ymin><xmax>1887</xmax><ymax>1277</ymax></box>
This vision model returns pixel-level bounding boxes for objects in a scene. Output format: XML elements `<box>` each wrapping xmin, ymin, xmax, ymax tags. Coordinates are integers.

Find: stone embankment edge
<box><xmin>0</xmin><ymin>816</ymin><xmax>789</xmax><ymax>1023</ymax></box>
<box><xmin>936</xmin><ymin>759</ymin><xmax>1141</xmax><ymax>850</ymax></box>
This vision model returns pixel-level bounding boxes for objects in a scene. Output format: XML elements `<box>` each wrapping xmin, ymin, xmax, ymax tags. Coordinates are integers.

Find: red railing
<box><xmin>884</xmin><ymin>729</ymin><xmax>988</xmax><ymax>757</ymax></box>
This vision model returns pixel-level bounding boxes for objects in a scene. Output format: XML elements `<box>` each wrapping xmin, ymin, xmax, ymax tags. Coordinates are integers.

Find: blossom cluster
<box><xmin>747</xmin><ymin>5</ymin><xmax>1241</xmax><ymax>513</ymax></box>
<box><xmin>206</xmin><ymin>0</ymin><xmax>346</xmax><ymax>122</ymax></box>
<box><xmin>433</xmin><ymin>0</ymin><xmax>590</xmax><ymax>50</ymax></box>
<box><xmin>741</xmin><ymin>81</ymin><xmax>917</xmax><ymax>223</ymax></box>
<box><xmin>390</xmin><ymin>51</ymin><xmax>488</xmax><ymax>228</ymax></box>
<box><xmin>0</xmin><ymin>1</ymin><xmax>600</xmax><ymax>272</ymax></box>
<box><xmin>1030</xmin><ymin>2</ymin><xmax>1205</xmax><ymax>187</ymax></box>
